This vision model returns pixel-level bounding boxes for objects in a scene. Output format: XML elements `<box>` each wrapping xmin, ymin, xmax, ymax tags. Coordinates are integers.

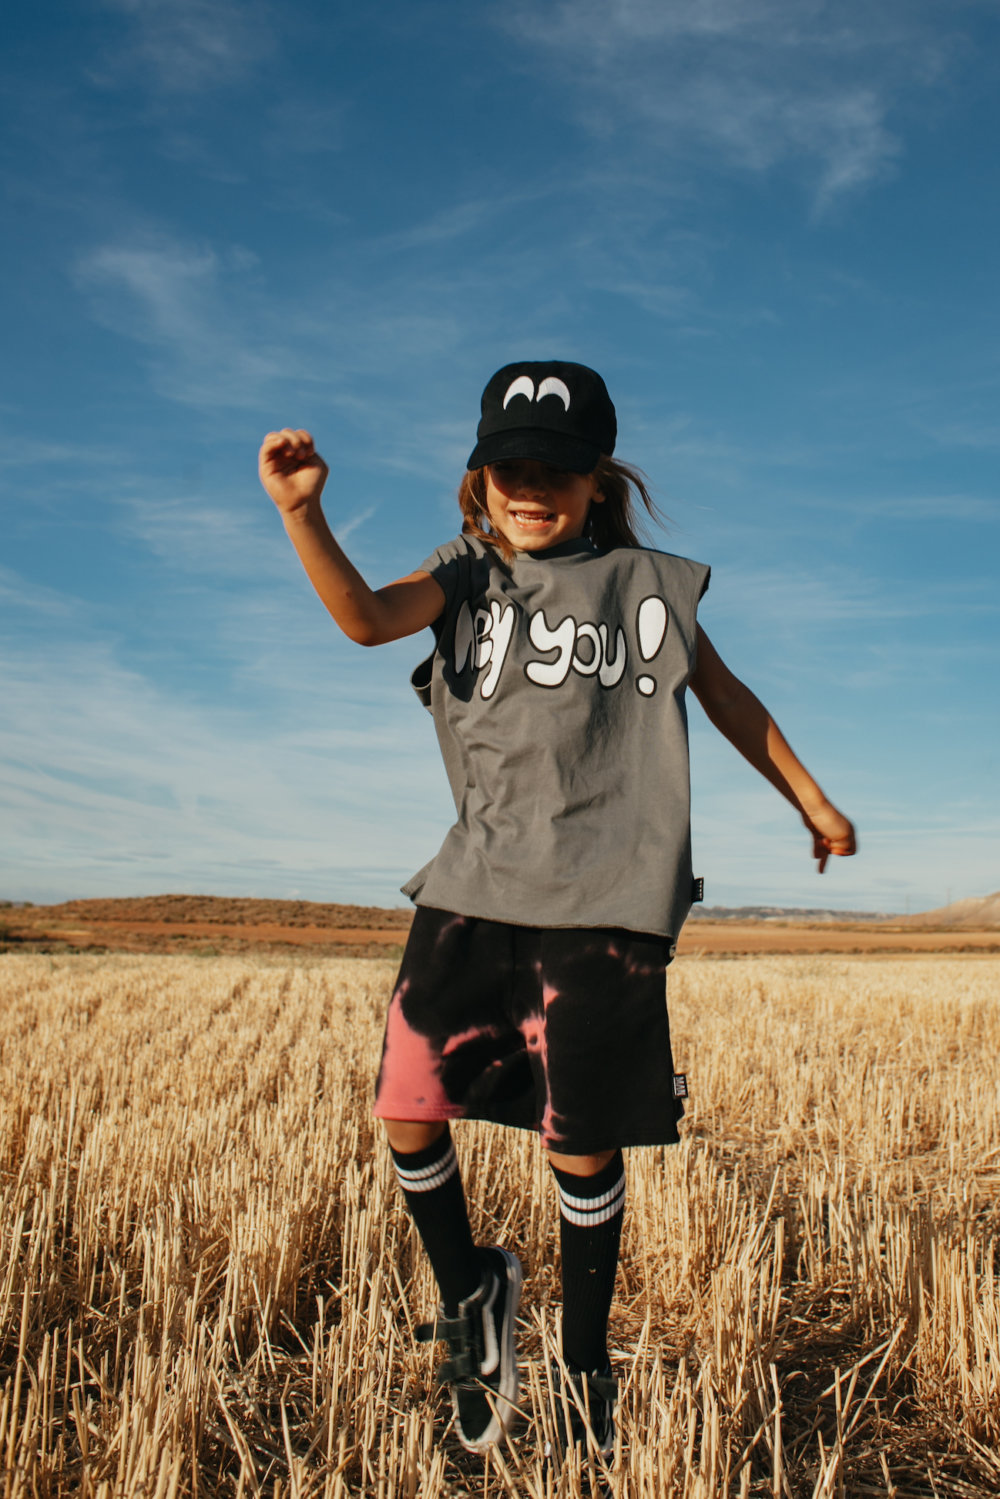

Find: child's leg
<box><xmin>384</xmin><ymin>1118</ymin><xmax>481</xmax><ymax>1316</ymax></box>
<box><xmin>548</xmin><ymin>1147</ymin><xmax>625</xmax><ymax>1373</ymax></box>
<box><xmin>386</xmin><ymin>1118</ymin><xmax>522</xmax><ymax>1453</ymax></box>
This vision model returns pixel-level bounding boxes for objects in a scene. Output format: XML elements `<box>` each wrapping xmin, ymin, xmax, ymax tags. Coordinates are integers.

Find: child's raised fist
<box><xmin>258</xmin><ymin>429</ymin><xmax>329</xmax><ymax>517</ymax></box>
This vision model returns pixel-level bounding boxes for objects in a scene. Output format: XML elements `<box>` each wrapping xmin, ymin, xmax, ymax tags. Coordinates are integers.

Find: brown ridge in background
<box><xmin>0</xmin><ymin>895</ymin><xmax>412</xmax><ymax>958</ymax></box>
<box><xmin>36</xmin><ymin>894</ymin><xmax>414</xmax><ymax>928</ymax></box>
<box><xmin>2</xmin><ymin>891</ymin><xmax>999</xmax><ymax>957</ymax></box>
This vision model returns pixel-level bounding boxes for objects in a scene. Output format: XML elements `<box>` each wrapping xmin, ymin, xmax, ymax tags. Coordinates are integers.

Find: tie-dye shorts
<box><xmin>373</xmin><ymin>906</ymin><xmax>684</xmax><ymax>1154</ymax></box>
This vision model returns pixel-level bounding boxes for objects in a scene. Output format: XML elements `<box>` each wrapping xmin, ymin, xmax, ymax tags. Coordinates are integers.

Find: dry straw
<box><xmin>0</xmin><ymin>952</ymin><xmax>998</xmax><ymax>1495</ymax></box>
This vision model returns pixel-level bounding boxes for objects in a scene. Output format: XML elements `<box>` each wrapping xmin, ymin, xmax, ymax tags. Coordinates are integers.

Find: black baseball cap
<box><xmin>467</xmin><ymin>360</ymin><xmax>617</xmax><ymax>473</ymax></box>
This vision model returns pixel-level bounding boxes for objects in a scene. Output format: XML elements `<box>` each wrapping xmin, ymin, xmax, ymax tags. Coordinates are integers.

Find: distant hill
<box><xmin>4</xmin><ymin>892</ymin><xmax>999</xmax><ymax>957</ymax></box>
<box><xmin>4</xmin><ymin>893</ymin><xmax>999</xmax><ymax>943</ymax></box>
<box><xmin>688</xmin><ymin>894</ymin><xmax>1000</xmax><ymax>929</ymax></box>
<box><xmin>9</xmin><ymin>895</ymin><xmax>897</xmax><ymax>927</ymax></box>
<box><xmin>10</xmin><ymin>894</ymin><xmax>413</xmax><ymax>929</ymax></box>
<box><xmin>689</xmin><ymin>905</ymin><xmax>891</xmax><ymax>924</ymax></box>
<box><xmin>899</xmin><ymin>890</ymin><xmax>1000</xmax><ymax>929</ymax></box>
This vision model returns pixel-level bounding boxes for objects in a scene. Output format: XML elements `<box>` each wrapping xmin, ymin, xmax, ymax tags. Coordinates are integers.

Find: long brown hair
<box><xmin>457</xmin><ymin>457</ymin><xmax>666</xmax><ymax>561</ymax></box>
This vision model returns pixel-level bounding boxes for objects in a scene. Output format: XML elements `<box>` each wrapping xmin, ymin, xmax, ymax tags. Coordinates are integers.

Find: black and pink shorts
<box><xmin>373</xmin><ymin>906</ymin><xmax>684</xmax><ymax>1155</ymax></box>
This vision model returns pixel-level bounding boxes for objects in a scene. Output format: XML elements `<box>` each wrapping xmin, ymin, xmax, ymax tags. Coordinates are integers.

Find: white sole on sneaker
<box><xmin>453</xmin><ymin>1247</ymin><xmax>522</xmax><ymax>1452</ymax></box>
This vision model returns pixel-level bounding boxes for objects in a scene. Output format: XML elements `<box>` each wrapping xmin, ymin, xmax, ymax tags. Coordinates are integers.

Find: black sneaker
<box><xmin>547</xmin><ymin>1359</ymin><xmax>617</xmax><ymax>1461</ymax></box>
<box><xmin>416</xmin><ymin>1247</ymin><xmax>522</xmax><ymax>1452</ymax></box>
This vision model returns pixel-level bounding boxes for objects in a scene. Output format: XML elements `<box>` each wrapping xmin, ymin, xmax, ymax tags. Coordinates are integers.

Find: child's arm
<box><xmin>258</xmin><ymin>428</ymin><xmax>445</xmax><ymax>645</ymax></box>
<box><xmin>689</xmin><ymin>627</ymin><xmax>857</xmax><ymax>872</ymax></box>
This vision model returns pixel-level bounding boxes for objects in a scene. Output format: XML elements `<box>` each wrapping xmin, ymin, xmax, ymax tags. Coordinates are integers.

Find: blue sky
<box><xmin>2</xmin><ymin>0</ymin><xmax>998</xmax><ymax>913</ymax></box>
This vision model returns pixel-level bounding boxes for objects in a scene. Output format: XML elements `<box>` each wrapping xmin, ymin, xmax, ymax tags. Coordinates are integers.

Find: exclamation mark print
<box><xmin>636</xmin><ymin>596</ymin><xmax>667</xmax><ymax>696</ymax></box>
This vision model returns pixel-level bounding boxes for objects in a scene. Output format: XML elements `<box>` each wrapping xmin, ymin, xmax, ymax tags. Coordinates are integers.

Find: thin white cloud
<box><xmin>114</xmin><ymin>490</ymin><xmax>283</xmax><ymax>577</ymax></box>
<box><xmin>923</xmin><ymin>418</ymin><xmax>1000</xmax><ymax>451</ymax></box>
<box><xmin>369</xmin><ymin>200</ymin><xmax>505</xmax><ymax>253</ymax></box>
<box><xmin>0</xmin><ymin>625</ymin><xmax>449</xmax><ymax>905</ymax></box>
<box><xmin>115</xmin><ymin>488</ymin><xmax>377</xmax><ymax>583</ymax></box>
<box><xmin>70</xmin><ymin>197</ymin><xmax>709</xmax><ymax>437</ymax></box>
<box><xmin>801</xmin><ymin>492</ymin><xmax>999</xmax><ymax>523</ymax></box>
<box><xmin>0</xmin><ymin>566</ymin><xmax>77</xmax><ymax>616</ymax></box>
<box><xmin>336</xmin><ymin>506</ymin><xmax>377</xmax><ymax>544</ymax></box>
<box><xmin>98</xmin><ymin>0</ymin><xmax>271</xmax><ymax>93</ymax></box>
<box><xmin>0</xmin><ymin>440</ymin><xmax>124</xmax><ymax>472</ymax></box>
<box><xmin>76</xmin><ymin>233</ymin><xmax>286</xmax><ymax>407</ymax></box>
<box><xmin>83</xmin><ymin>237</ymin><xmax>217</xmax><ymax>331</ymax></box>
<box><xmin>704</xmin><ymin>563</ymin><xmax>919</xmax><ymax>631</ymax></box>
<box><xmin>498</xmin><ymin>0</ymin><xmax>956</xmax><ymax>209</ymax></box>
<box><xmin>73</xmin><ymin>220</ymin><xmax>498</xmax><ymax>419</ymax></box>
<box><xmin>704</xmin><ymin>563</ymin><xmax>1000</xmax><ymax>638</ymax></box>
<box><xmin>264</xmin><ymin>100</ymin><xmax>346</xmax><ymax>156</ymax></box>
<box><xmin>690</xmin><ymin>559</ymin><xmax>1000</xmax><ymax>705</ymax></box>
<box><xmin>688</xmin><ymin>736</ymin><xmax>997</xmax><ymax>914</ymax></box>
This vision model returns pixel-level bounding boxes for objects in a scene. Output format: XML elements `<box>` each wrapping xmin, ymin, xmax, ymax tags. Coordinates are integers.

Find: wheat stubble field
<box><xmin>0</xmin><ymin>953</ymin><xmax>998</xmax><ymax>1497</ymax></box>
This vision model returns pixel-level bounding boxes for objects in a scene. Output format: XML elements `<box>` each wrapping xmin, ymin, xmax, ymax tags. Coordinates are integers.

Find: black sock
<box><xmin>390</xmin><ymin>1127</ymin><xmax>481</xmax><ymax>1316</ymax></box>
<box><xmin>551</xmin><ymin>1150</ymin><xmax>625</xmax><ymax>1373</ymax></box>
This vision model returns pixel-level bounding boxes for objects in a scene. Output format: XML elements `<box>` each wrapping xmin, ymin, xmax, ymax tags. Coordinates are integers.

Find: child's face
<box><xmin>484</xmin><ymin>460</ymin><xmax>603</xmax><ymax>552</ymax></box>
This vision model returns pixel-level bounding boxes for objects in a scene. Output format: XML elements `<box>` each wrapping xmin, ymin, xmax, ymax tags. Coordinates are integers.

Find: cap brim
<box><xmin>467</xmin><ymin>429</ymin><xmax>601</xmax><ymax>474</ymax></box>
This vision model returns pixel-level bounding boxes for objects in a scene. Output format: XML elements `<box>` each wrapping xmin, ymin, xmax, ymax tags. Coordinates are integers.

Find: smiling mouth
<box><xmin>511</xmin><ymin>510</ymin><xmax>555</xmax><ymax>526</ymax></box>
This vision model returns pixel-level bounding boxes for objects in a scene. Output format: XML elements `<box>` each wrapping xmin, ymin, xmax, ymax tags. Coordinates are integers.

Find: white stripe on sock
<box><xmin>558</xmin><ymin>1172</ymin><xmax>626</xmax><ymax>1214</ymax></box>
<box><xmin>558</xmin><ymin>1177</ymin><xmax>626</xmax><ymax>1229</ymax></box>
<box><xmin>394</xmin><ymin>1140</ymin><xmax>458</xmax><ymax>1194</ymax></box>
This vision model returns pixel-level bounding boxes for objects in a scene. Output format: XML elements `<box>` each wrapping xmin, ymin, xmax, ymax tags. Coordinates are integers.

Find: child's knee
<box><xmin>382</xmin><ymin>1118</ymin><xmax>449</xmax><ymax>1154</ymax></box>
<box><xmin>547</xmin><ymin>1147</ymin><xmax>617</xmax><ymax>1177</ymax></box>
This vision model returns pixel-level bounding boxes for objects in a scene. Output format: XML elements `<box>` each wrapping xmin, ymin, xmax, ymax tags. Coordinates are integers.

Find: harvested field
<box><xmin>0</xmin><ymin>952</ymin><xmax>998</xmax><ymax>1496</ymax></box>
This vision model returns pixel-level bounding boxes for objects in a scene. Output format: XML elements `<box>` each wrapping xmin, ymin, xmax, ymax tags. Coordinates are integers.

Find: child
<box><xmin>258</xmin><ymin>360</ymin><xmax>856</xmax><ymax>1459</ymax></box>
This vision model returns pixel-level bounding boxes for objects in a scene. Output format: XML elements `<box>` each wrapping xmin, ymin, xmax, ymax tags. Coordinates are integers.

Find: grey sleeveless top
<box><xmin>402</xmin><ymin>534</ymin><xmax>710</xmax><ymax>948</ymax></box>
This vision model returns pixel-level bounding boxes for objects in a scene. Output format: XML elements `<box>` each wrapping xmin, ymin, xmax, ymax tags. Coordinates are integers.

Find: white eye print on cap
<box><xmin>503</xmin><ymin>375</ymin><xmax>535</xmax><ymax>408</ymax></box>
<box><xmin>502</xmin><ymin>375</ymin><xmax>572</xmax><ymax>411</ymax></box>
<box><xmin>536</xmin><ymin>376</ymin><xmax>571</xmax><ymax>409</ymax></box>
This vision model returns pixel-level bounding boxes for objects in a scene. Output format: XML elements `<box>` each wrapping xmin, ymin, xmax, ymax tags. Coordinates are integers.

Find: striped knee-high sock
<box><xmin>551</xmin><ymin>1150</ymin><xmax>626</xmax><ymax>1373</ymax></box>
<box><xmin>390</xmin><ymin>1126</ymin><xmax>481</xmax><ymax>1316</ymax></box>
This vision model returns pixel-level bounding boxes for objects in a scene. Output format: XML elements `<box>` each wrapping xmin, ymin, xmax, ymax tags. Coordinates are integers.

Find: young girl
<box><xmin>258</xmin><ymin>360</ymin><xmax>856</xmax><ymax>1459</ymax></box>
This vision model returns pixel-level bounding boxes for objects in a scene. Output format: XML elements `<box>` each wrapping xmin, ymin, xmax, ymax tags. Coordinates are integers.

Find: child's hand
<box><xmin>801</xmin><ymin>801</ymin><xmax>857</xmax><ymax>873</ymax></box>
<box><xmin>259</xmin><ymin>429</ymin><xmax>329</xmax><ymax>517</ymax></box>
